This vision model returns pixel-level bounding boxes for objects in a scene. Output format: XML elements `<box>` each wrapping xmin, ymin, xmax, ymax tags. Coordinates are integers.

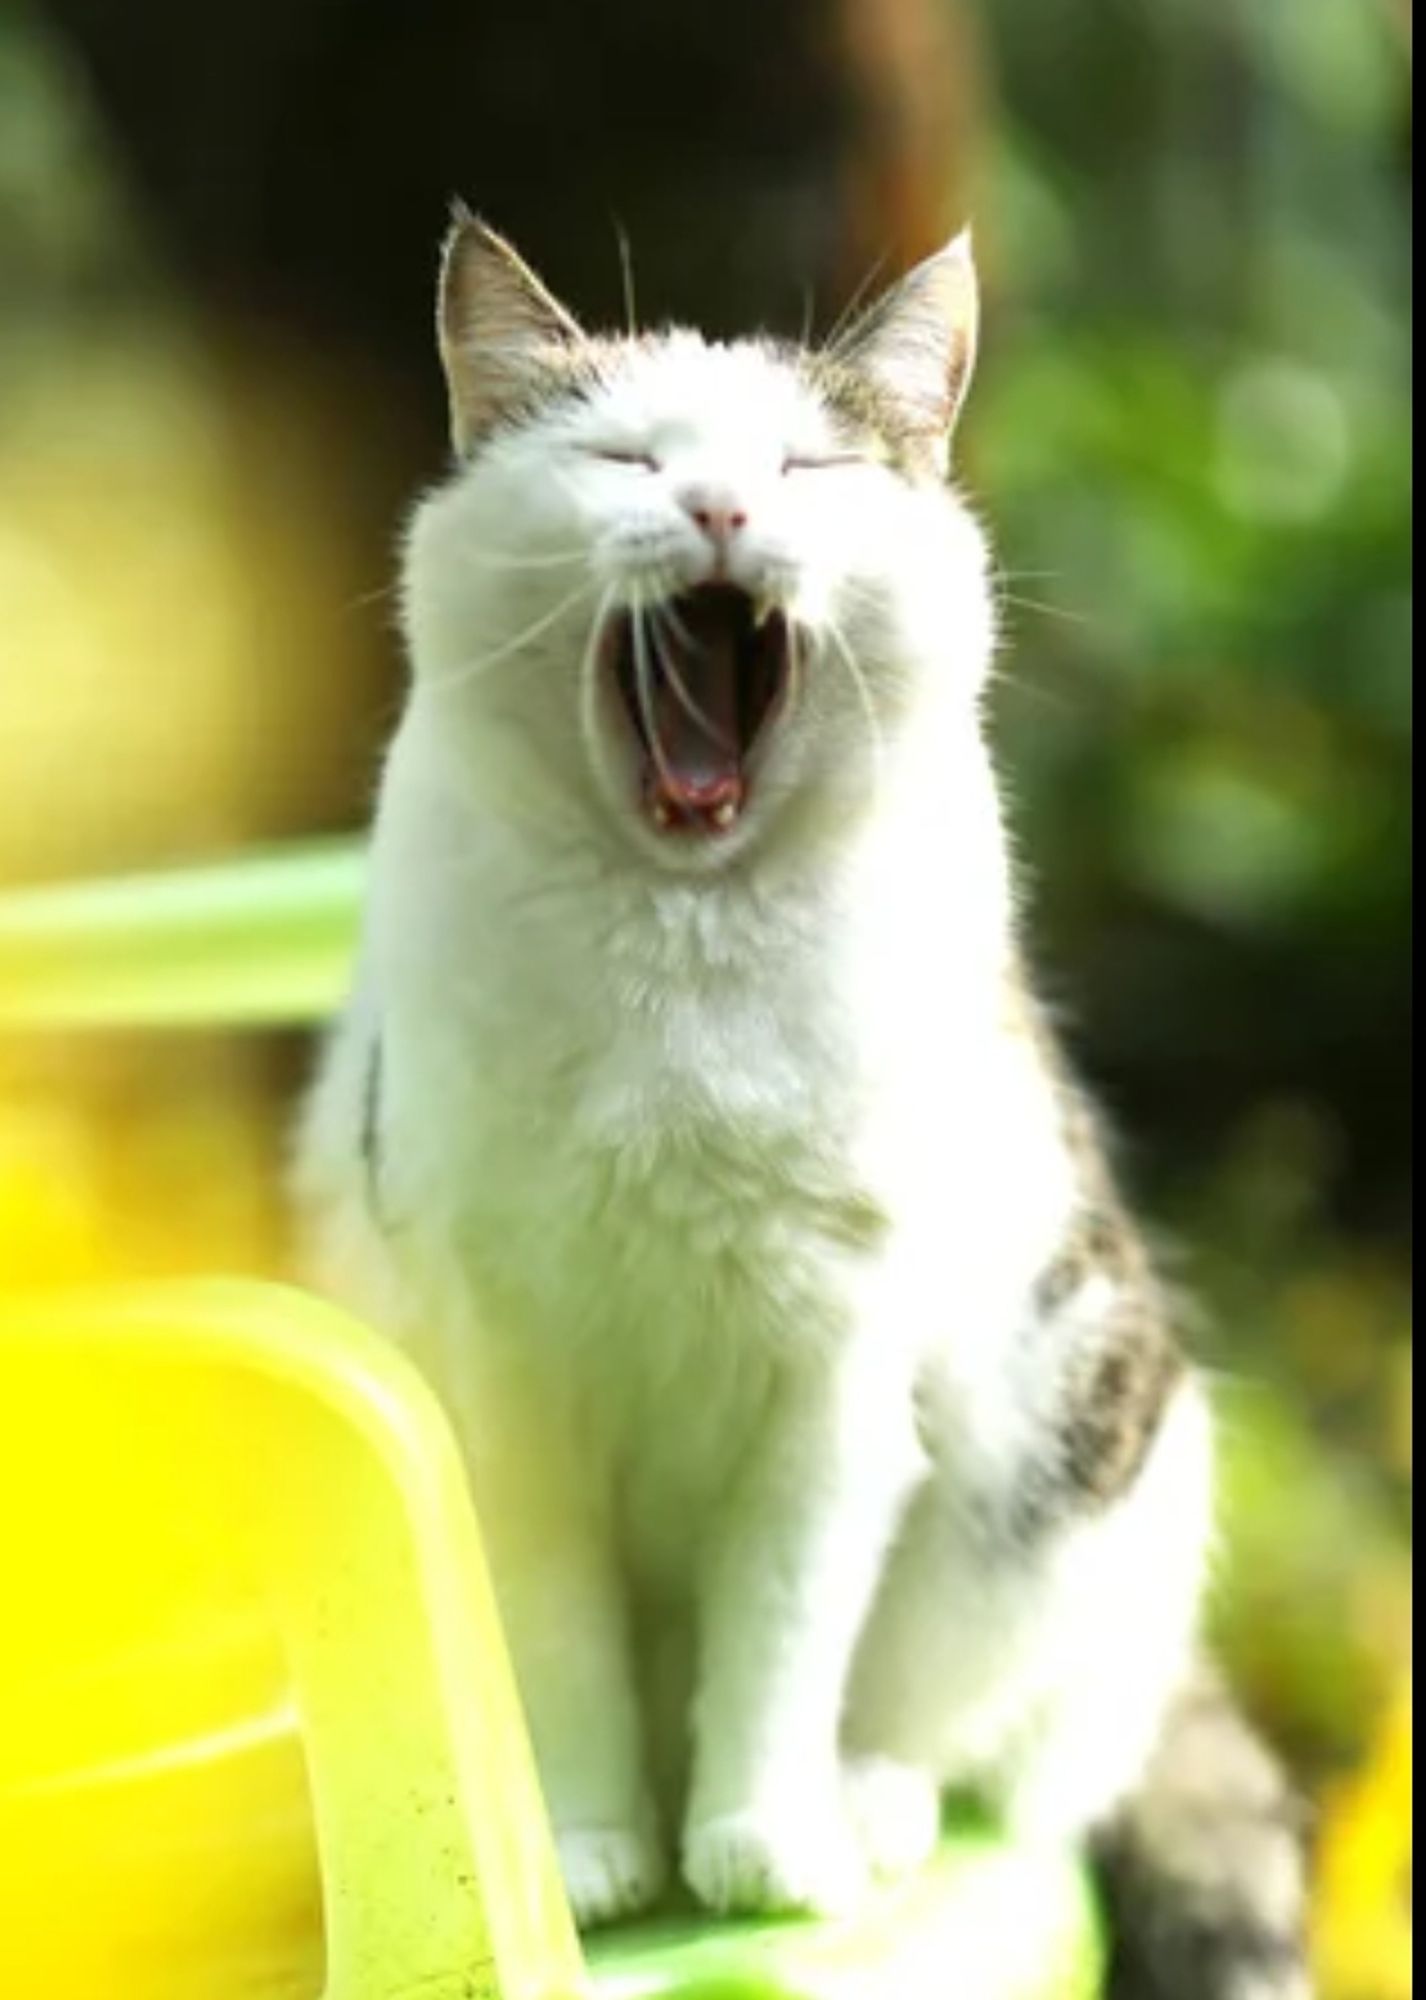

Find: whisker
<box><xmin>822</xmin><ymin>617</ymin><xmax>885</xmax><ymax>802</ymax></box>
<box><xmin>994</xmin><ymin>588</ymin><xmax>1091</xmax><ymax>630</ymax></box>
<box><xmin>632</xmin><ymin>596</ymin><xmax>679</xmax><ymax>794</ymax></box>
<box><xmin>430</xmin><ymin>580</ymin><xmax>594</xmax><ymax>692</ymax></box>
<box><xmin>465</xmin><ymin>546</ymin><xmax>588</xmax><ymax>570</ymax></box>
<box><xmin>612</xmin><ymin>218</ymin><xmax>639</xmax><ymax>338</ymax></box>
<box><xmin>785</xmin><ymin>619</ymin><xmax>807</xmax><ymax>725</ymax></box>
<box><xmin>647</xmin><ymin>603</ymin><xmax>736</xmax><ymax>749</ymax></box>
<box><xmin>833</xmin><ymin>575</ymin><xmax>892</xmax><ymax>611</ymax></box>
<box><xmin>821</xmin><ymin>250</ymin><xmax>891</xmax><ymax>359</ymax></box>
<box><xmin>653</xmin><ymin>589</ymin><xmax>696</xmax><ymax>651</ymax></box>
<box><xmin>549</xmin><ymin>461</ymin><xmax>596</xmax><ymax>515</ymax></box>
<box><xmin>578</xmin><ymin>583</ymin><xmax>617</xmax><ymax>776</ymax></box>
<box><xmin>347</xmin><ymin>581</ymin><xmax>398</xmax><ymax>612</ymax></box>
<box><xmin>983</xmin><ymin>662</ymin><xmax>1075</xmax><ymax>718</ymax></box>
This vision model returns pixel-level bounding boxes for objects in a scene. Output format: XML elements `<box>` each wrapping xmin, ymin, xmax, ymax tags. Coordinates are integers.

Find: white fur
<box><xmin>296</xmin><ymin>311</ymin><xmax>1212</xmax><ymax>1926</ymax></box>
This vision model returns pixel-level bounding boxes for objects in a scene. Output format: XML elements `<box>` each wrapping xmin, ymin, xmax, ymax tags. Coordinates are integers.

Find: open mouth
<box><xmin>604</xmin><ymin>585</ymin><xmax>791</xmax><ymax>835</ymax></box>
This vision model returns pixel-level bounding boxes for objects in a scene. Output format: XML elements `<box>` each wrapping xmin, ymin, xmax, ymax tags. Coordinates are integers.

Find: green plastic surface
<box><xmin>0</xmin><ymin>839</ymin><xmax>365</xmax><ymax>1029</ymax></box>
<box><xmin>588</xmin><ymin>1815</ymin><xmax>1103</xmax><ymax>1997</ymax></box>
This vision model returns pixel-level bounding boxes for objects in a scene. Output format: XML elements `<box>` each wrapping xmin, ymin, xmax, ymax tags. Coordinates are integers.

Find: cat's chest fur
<box><xmin>385</xmin><ymin>829</ymin><xmax>890</xmax><ymax>1360</ymax></box>
<box><xmin>361</xmin><ymin>721</ymin><xmax>1066</xmax><ymax>1562</ymax></box>
<box><xmin>368</xmin><ymin>827</ymin><xmax>908</xmax><ymax>1570</ymax></box>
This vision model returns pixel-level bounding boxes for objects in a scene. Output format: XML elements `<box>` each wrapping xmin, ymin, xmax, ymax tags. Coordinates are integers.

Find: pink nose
<box><xmin>679</xmin><ymin>486</ymin><xmax>748</xmax><ymax>546</ymax></box>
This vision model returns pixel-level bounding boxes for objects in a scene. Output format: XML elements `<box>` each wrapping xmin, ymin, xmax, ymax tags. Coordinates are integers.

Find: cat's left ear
<box><xmin>437</xmin><ymin>206</ymin><xmax>588</xmax><ymax>453</ymax></box>
<box><xmin>841</xmin><ymin>231</ymin><xmax>979</xmax><ymax>462</ymax></box>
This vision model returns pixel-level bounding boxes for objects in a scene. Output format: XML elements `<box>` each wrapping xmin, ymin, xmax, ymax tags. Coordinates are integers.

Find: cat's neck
<box><xmin>381</xmin><ymin>676</ymin><xmax>1017</xmax><ymax>1018</ymax></box>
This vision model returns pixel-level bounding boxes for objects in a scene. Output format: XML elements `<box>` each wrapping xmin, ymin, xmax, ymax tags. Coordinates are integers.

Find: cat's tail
<box><xmin>1093</xmin><ymin>1664</ymin><xmax>1313</xmax><ymax>2000</ymax></box>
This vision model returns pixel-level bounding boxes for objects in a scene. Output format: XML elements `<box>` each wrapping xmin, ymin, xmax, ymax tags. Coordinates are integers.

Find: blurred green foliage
<box><xmin>966</xmin><ymin>8</ymin><xmax>1411</xmax><ymax>1865</ymax></box>
<box><xmin>973</xmin><ymin>0</ymin><xmax>1409</xmax><ymax>1411</ymax></box>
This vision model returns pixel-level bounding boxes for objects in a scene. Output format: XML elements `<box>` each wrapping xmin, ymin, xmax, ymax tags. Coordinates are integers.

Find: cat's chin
<box><xmin>600</xmin><ymin>584</ymin><xmax>792</xmax><ymax>845</ymax></box>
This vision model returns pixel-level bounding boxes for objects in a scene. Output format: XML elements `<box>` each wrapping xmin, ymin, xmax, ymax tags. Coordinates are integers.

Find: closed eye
<box><xmin>586</xmin><ymin>447</ymin><xmax>660</xmax><ymax>470</ymax></box>
<box><xmin>782</xmin><ymin>453</ymin><xmax>867</xmax><ymax>473</ymax></box>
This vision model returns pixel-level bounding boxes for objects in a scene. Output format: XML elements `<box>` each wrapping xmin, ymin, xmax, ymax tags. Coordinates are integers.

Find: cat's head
<box><xmin>402</xmin><ymin>210</ymin><xmax>994</xmax><ymax>869</ymax></box>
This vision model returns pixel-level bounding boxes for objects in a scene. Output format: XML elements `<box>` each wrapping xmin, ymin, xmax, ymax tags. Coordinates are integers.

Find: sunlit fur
<box><xmin>400</xmin><ymin>329</ymin><xmax>994</xmax><ymax>877</ymax></box>
<box><xmin>296</xmin><ymin>231</ymin><xmax>1303</xmax><ymax>1994</ymax></box>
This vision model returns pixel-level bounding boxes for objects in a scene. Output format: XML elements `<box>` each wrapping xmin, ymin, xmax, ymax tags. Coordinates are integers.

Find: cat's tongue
<box><xmin>645</xmin><ymin>615</ymin><xmax>744</xmax><ymax>827</ymax></box>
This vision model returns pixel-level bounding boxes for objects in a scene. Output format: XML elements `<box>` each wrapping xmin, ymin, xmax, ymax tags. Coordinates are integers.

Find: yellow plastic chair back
<box><xmin>0</xmin><ymin>1280</ymin><xmax>583</xmax><ymax>2000</ymax></box>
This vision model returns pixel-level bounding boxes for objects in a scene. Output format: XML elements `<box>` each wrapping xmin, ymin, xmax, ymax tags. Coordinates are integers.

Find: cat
<box><xmin>294</xmin><ymin>209</ymin><xmax>1311</xmax><ymax>1998</ymax></box>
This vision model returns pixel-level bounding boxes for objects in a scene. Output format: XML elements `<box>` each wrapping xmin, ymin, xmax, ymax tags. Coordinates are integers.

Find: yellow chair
<box><xmin>0</xmin><ymin>849</ymin><xmax>1104</xmax><ymax>2000</ymax></box>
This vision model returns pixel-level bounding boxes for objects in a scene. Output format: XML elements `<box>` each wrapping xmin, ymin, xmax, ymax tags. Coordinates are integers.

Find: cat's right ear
<box><xmin>836</xmin><ymin>231</ymin><xmax>979</xmax><ymax>471</ymax></box>
<box><xmin>437</xmin><ymin>207</ymin><xmax>586</xmax><ymax>454</ymax></box>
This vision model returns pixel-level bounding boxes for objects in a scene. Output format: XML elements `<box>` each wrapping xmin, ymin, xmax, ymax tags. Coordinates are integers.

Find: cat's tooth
<box><xmin>753</xmin><ymin>592</ymin><xmax>776</xmax><ymax>629</ymax></box>
<box><xmin>711</xmin><ymin>799</ymin><xmax>738</xmax><ymax>829</ymax></box>
<box><xmin>650</xmin><ymin>798</ymin><xmax>675</xmax><ymax>829</ymax></box>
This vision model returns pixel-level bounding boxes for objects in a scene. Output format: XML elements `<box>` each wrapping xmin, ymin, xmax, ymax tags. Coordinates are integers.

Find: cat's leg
<box><xmin>990</xmin><ymin>1385</ymin><xmax>1311</xmax><ymax>1999</ymax></box>
<box><xmin>682</xmin><ymin>1343</ymin><xmax>924</xmax><ymax>1916</ymax></box>
<box><xmin>453</xmin><ymin>1349</ymin><xmax>665</xmax><ymax>1927</ymax></box>
<box><xmin>301</xmin><ymin>1120</ymin><xmax>661</xmax><ymax>1922</ymax></box>
<box><xmin>991</xmin><ymin>1380</ymin><xmax>1214</xmax><ymax>1845</ymax></box>
<box><xmin>840</xmin><ymin>1484</ymin><xmax>1013</xmax><ymax>1888</ymax></box>
<box><xmin>839</xmin><ymin>1364</ymin><xmax>1216</xmax><ymax>1897</ymax></box>
<box><xmin>841</xmin><ymin>1753</ymin><xmax>943</xmax><ymax>1881</ymax></box>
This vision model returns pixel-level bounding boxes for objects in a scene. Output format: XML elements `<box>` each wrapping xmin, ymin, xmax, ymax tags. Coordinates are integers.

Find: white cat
<box><xmin>295</xmin><ymin>213</ymin><xmax>1309</xmax><ymax>1997</ymax></box>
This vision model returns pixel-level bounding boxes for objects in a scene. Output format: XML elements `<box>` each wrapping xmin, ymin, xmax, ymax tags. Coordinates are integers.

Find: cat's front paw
<box><xmin>556</xmin><ymin>1824</ymin><xmax>666</xmax><ymax>1929</ymax></box>
<box><xmin>682</xmin><ymin>1800</ymin><xmax>866</xmax><ymax>1916</ymax></box>
<box><xmin>843</xmin><ymin>1755</ymin><xmax>941</xmax><ymax>1881</ymax></box>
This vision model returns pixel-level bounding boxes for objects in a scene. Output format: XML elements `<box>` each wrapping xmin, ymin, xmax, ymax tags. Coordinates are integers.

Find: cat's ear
<box><xmin>840</xmin><ymin>230</ymin><xmax>979</xmax><ymax>459</ymax></box>
<box><xmin>437</xmin><ymin>206</ymin><xmax>587</xmax><ymax>453</ymax></box>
